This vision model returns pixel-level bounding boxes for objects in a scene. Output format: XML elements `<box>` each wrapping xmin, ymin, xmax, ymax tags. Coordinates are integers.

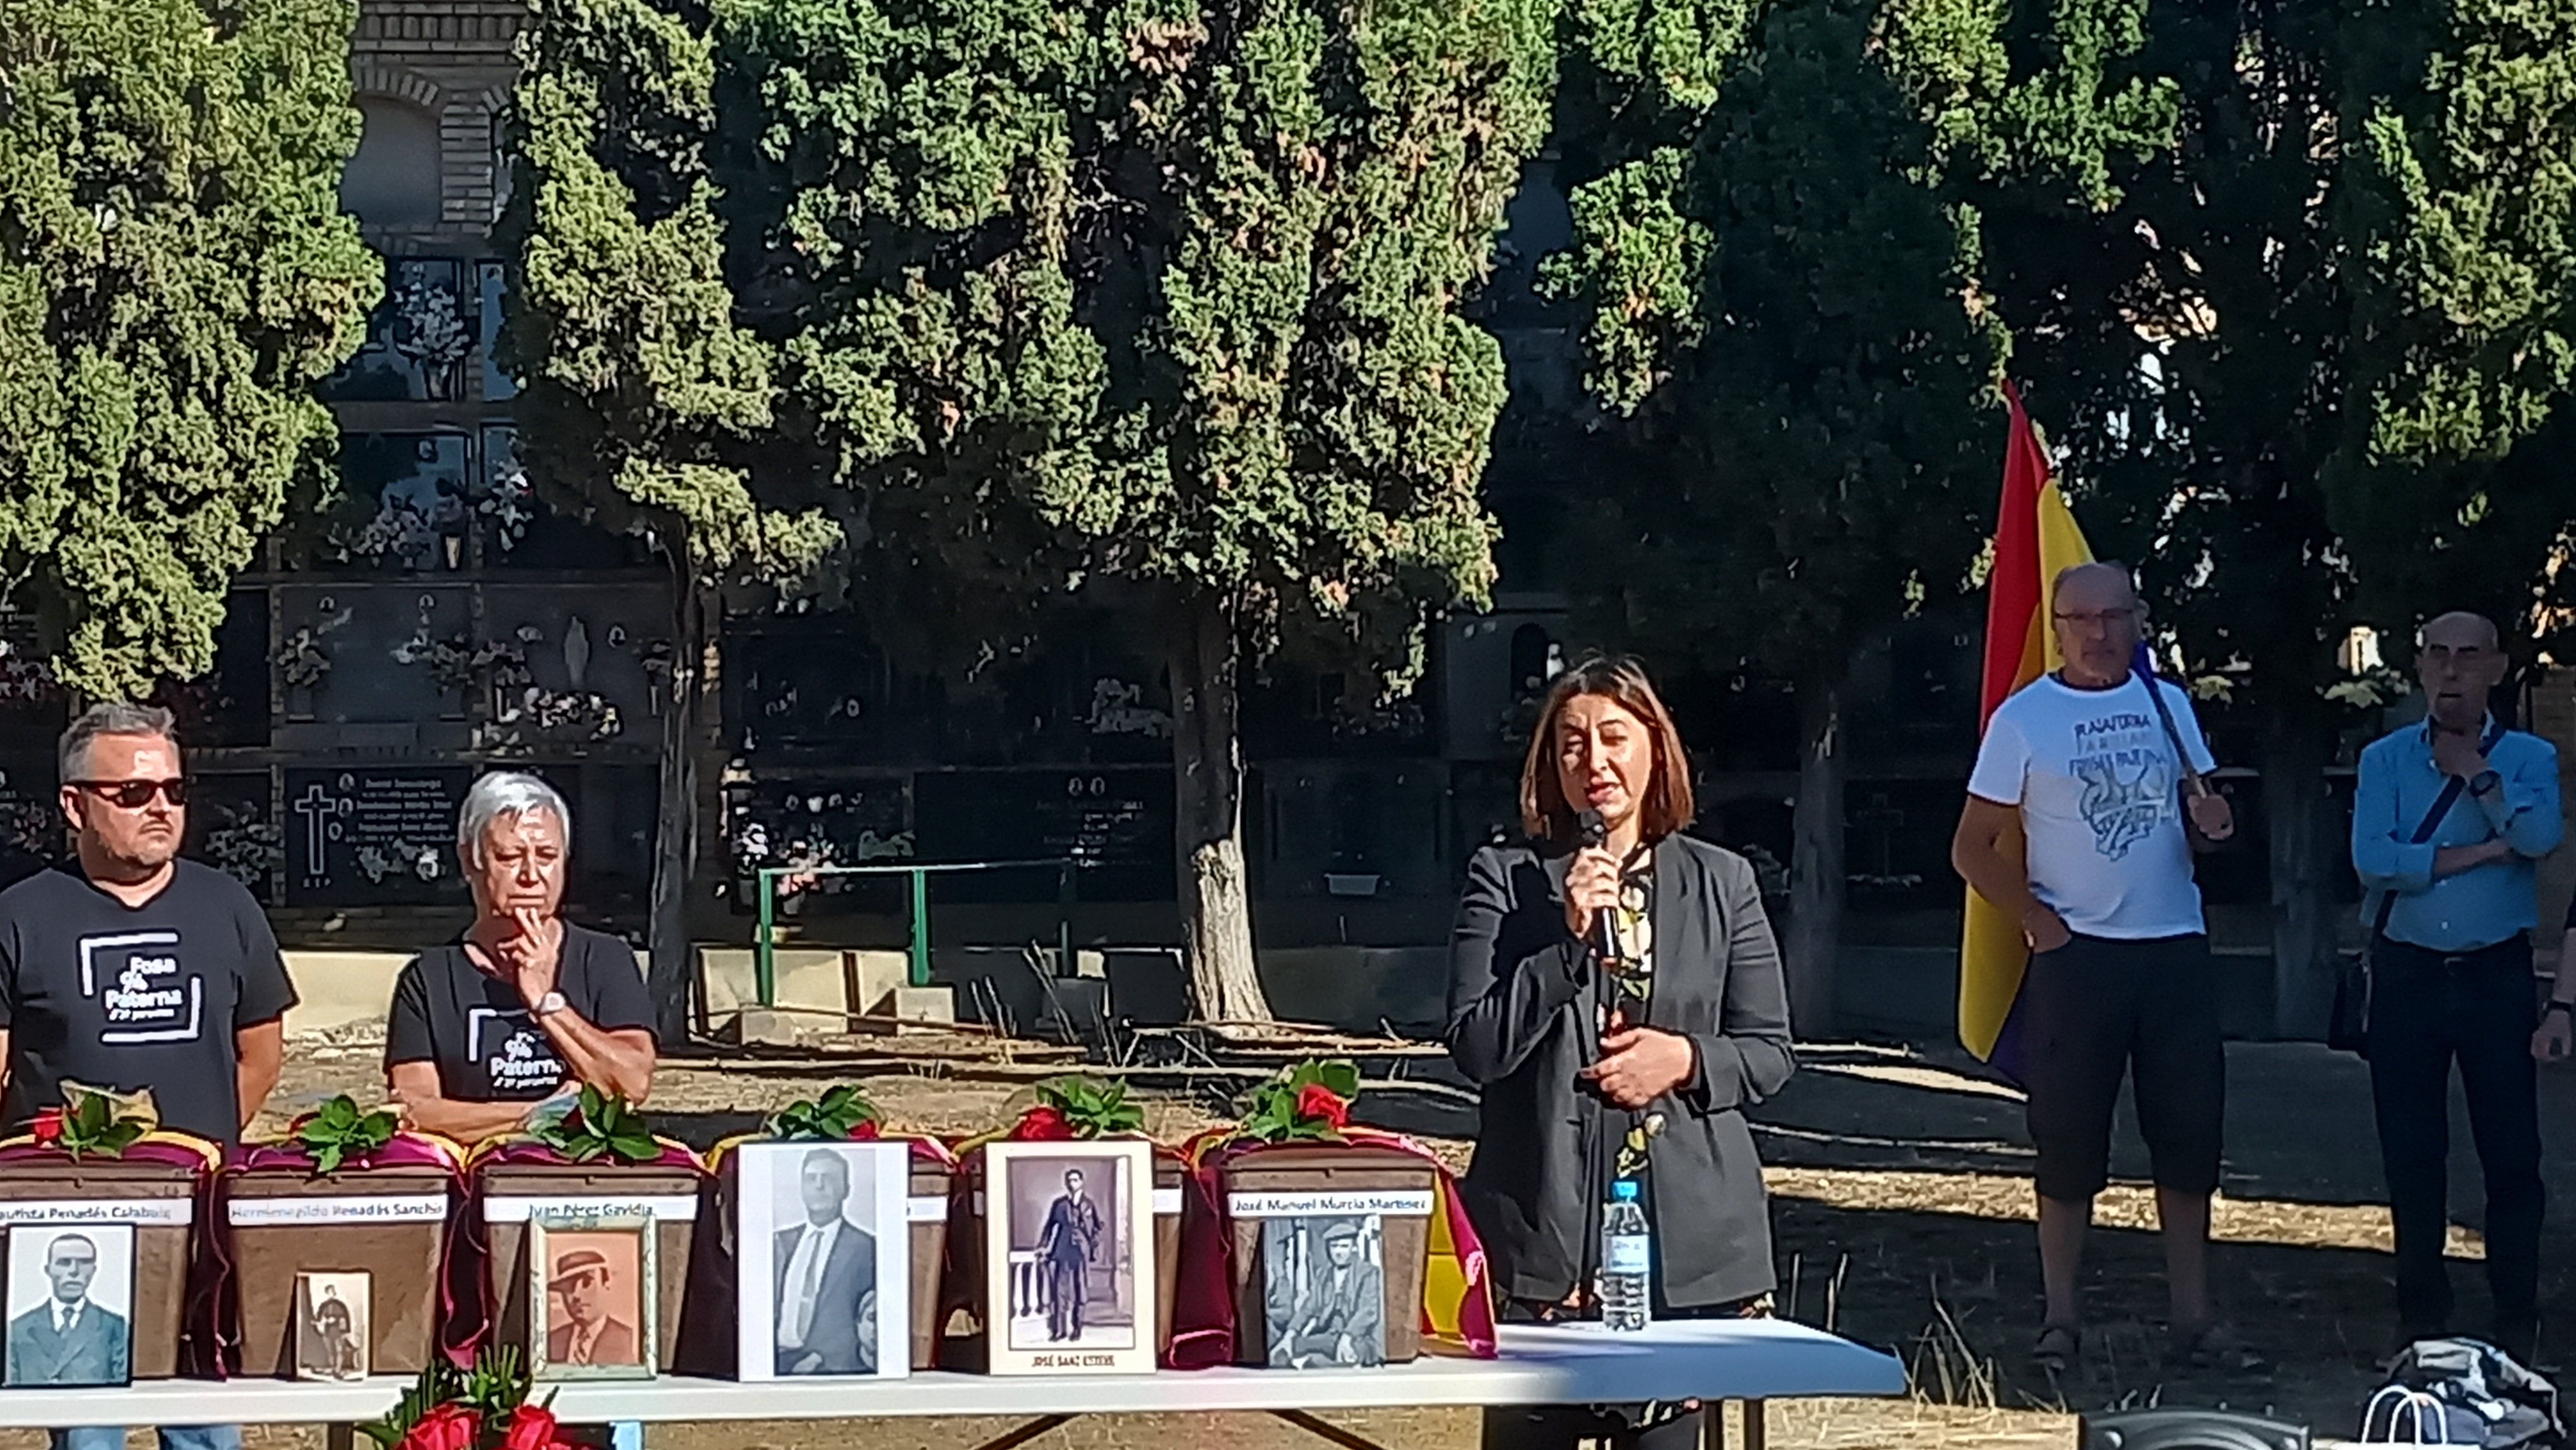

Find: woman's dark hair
<box><xmin>1517</xmin><ymin>655</ymin><xmax>1696</xmax><ymax>844</ymax></box>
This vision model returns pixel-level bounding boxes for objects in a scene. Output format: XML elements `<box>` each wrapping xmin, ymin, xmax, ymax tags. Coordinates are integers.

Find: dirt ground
<box><xmin>18</xmin><ymin>1024</ymin><xmax>2573</xmax><ymax>1449</ymax></box>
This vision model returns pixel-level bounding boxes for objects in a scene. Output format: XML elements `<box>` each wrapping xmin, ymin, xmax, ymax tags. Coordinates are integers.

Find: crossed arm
<box><xmin>387</xmin><ymin>1012</ymin><xmax>655</xmax><ymax>1145</ymax></box>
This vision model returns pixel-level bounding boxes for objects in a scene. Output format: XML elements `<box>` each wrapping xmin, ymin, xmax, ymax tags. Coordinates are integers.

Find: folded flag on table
<box><xmin>1959</xmin><ymin>383</ymin><xmax>2096</xmax><ymax>1085</ymax></box>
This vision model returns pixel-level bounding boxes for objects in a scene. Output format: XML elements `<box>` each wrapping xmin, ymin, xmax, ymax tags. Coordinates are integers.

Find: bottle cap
<box><xmin>1612</xmin><ymin>1180</ymin><xmax>1638</xmax><ymax>1202</ymax></box>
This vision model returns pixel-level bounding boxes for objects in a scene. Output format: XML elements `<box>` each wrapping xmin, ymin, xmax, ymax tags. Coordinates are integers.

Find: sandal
<box><xmin>2173</xmin><ymin>1320</ymin><xmax>2269</xmax><ymax>1374</ymax></box>
<box><xmin>2031</xmin><ymin>1322</ymin><xmax>2080</xmax><ymax>1373</ymax></box>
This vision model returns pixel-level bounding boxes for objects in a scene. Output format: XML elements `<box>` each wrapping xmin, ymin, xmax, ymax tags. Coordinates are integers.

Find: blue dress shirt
<box><xmin>2351</xmin><ymin>718</ymin><xmax>2563</xmax><ymax>950</ymax></box>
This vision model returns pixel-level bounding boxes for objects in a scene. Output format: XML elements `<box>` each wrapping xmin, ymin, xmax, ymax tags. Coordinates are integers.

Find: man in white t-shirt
<box><xmin>1952</xmin><ymin>562</ymin><xmax>2261</xmax><ymax>1377</ymax></box>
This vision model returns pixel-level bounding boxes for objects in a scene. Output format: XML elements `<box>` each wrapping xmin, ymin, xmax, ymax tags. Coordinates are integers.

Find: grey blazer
<box><xmin>6</xmin><ymin>1300</ymin><xmax>129</xmax><ymax>1386</ymax></box>
<box><xmin>773</xmin><ymin>1221</ymin><xmax>878</xmax><ymax>1372</ymax></box>
<box><xmin>1446</xmin><ymin>832</ymin><xmax>1794</xmax><ymax>1309</ymax></box>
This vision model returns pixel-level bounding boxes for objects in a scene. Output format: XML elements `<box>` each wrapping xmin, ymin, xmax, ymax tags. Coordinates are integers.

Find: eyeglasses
<box><xmin>2051</xmin><ymin>609</ymin><xmax>2140</xmax><ymax>631</ymax></box>
<box><xmin>71</xmin><ymin>778</ymin><xmax>189</xmax><ymax>809</ymax></box>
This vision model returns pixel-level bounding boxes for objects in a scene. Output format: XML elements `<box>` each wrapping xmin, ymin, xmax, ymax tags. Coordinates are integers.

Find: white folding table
<box><xmin>0</xmin><ymin>1321</ymin><xmax>1907</xmax><ymax>1450</ymax></box>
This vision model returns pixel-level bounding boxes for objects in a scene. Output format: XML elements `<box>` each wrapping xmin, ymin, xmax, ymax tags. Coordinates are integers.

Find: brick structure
<box><xmin>349</xmin><ymin>3</ymin><xmax>520</xmax><ymax>234</ymax></box>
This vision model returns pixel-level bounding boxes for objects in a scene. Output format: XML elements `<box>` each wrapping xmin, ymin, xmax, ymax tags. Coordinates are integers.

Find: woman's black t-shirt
<box><xmin>384</xmin><ymin>925</ymin><xmax>655</xmax><ymax>1101</ymax></box>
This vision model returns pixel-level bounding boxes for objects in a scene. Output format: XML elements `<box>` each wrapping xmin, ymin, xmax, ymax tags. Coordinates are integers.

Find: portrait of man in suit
<box><xmin>1269</xmin><ymin>1218</ymin><xmax>1385</xmax><ymax>1369</ymax></box>
<box><xmin>545</xmin><ymin>1247</ymin><xmax>640</xmax><ymax>1367</ymax></box>
<box><xmin>773</xmin><ymin>1146</ymin><xmax>880</xmax><ymax>1375</ymax></box>
<box><xmin>6</xmin><ymin>1232</ymin><xmax>131</xmax><ymax>1386</ymax></box>
<box><xmin>1036</xmin><ymin>1167</ymin><xmax>1103</xmax><ymax>1343</ymax></box>
<box><xmin>297</xmin><ymin>1274</ymin><xmax>367</xmax><ymax>1382</ymax></box>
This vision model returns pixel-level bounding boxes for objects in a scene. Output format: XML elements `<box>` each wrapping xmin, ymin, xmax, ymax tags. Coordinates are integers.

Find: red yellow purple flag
<box><xmin>1959</xmin><ymin>384</ymin><xmax>2096</xmax><ymax>1074</ymax></box>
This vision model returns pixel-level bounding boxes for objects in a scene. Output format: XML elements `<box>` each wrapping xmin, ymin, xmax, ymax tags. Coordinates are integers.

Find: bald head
<box><xmin>2421</xmin><ymin>612</ymin><xmax>2500</xmax><ymax>652</ymax></box>
<box><xmin>2052</xmin><ymin>562</ymin><xmax>2140</xmax><ymax>611</ymax></box>
<box><xmin>2416</xmin><ymin>611</ymin><xmax>2507</xmax><ymax>731</ymax></box>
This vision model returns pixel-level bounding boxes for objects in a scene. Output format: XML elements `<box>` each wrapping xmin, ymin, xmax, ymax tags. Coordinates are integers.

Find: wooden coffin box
<box><xmin>1149</xmin><ymin>1152</ymin><xmax>1183</xmax><ymax>1352</ymax></box>
<box><xmin>479</xmin><ymin>1163</ymin><xmax>701</xmax><ymax>1372</ymax></box>
<box><xmin>227</xmin><ymin>1165</ymin><xmax>452</xmax><ymax>1375</ymax></box>
<box><xmin>900</xmin><ymin>1154</ymin><xmax>951</xmax><ymax>1369</ymax></box>
<box><xmin>1218</xmin><ymin>1144</ymin><xmax>1437</xmax><ymax>1367</ymax></box>
<box><xmin>0</xmin><ymin>1159</ymin><xmax>199</xmax><ymax>1379</ymax></box>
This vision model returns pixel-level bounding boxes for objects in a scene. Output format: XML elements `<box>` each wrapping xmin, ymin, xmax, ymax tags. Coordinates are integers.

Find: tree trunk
<box><xmin>1168</xmin><ymin>589</ymin><xmax>1272</xmax><ymax>1024</ymax></box>
<box><xmin>1784</xmin><ymin>667</ymin><xmax>1846</xmax><ymax>1036</ymax></box>
<box><xmin>2263</xmin><ymin>688</ymin><xmax>2334</xmax><ymax>1040</ymax></box>
<box><xmin>647</xmin><ymin>542</ymin><xmax>712</xmax><ymax>1044</ymax></box>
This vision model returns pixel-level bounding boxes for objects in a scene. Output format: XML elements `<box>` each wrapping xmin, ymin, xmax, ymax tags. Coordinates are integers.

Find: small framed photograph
<box><xmin>736</xmin><ymin>1140</ymin><xmax>910</xmax><ymax>1381</ymax></box>
<box><xmin>1261</xmin><ymin>1216</ymin><xmax>1386</xmax><ymax>1368</ymax></box>
<box><xmin>528</xmin><ymin>1211</ymin><xmax>657</xmax><ymax>1381</ymax></box>
<box><xmin>295</xmin><ymin>1271</ymin><xmax>372</xmax><ymax>1382</ymax></box>
<box><xmin>4</xmin><ymin>1224</ymin><xmax>136</xmax><ymax>1387</ymax></box>
<box><xmin>983</xmin><ymin>1139</ymin><xmax>1156</xmax><ymax>1375</ymax></box>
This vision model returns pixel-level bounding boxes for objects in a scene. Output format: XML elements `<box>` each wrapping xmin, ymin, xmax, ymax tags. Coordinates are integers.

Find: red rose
<box><xmin>499</xmin><ymin>1402</ymin><xmax>566</xmax><ymax>1450</ymax></box>
<box><xmin>1012</xmin><ymin>1105</ymin><xmax>1075</xmax><ymax>1141</ymax></box>
<box><xmin>1296</xmin><ymin>1083</ymin><xmax>1350</xmax><ymax>1129</ymax></box>
<box><xmin>847</xmin><ymin>1119</ymin><xmax>882</xmax><ymax>1141</ymax></box>
<box><xmin>397</xmin><ymin>1404</ymin><xmax>477</xmax><ymax>1450</ymax></box>
<box><xmin>28</xmin><ymin>1108</ymin><xmax>63</xmax><ymax>1146</ymax></box>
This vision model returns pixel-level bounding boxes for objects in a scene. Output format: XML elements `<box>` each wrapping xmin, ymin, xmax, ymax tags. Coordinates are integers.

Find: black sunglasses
<box><xmin>72</xmin><ymin>778</ymin><xmax>189</xmax><ymax>809</ymax></box>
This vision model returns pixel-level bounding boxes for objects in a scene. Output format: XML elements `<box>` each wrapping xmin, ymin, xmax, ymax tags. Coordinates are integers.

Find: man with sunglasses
<box><xmin>0</xmin><ymin>700</ymin><xmax>296</xmax><ymax>1150</ymax></box>
<box><xmin>0</xmin><ymin>702</ymin><xmax>295</xmax><ymax>1449</ymax></box>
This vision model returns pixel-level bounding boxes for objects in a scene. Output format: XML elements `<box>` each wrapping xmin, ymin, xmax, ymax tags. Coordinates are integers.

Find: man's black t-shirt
<box><xmin>385</xmin><ymin>926</ymin><xmax>655</xmax><ymax>1101</ymax></box>
<box><xmin>0</xmin><ymin>860</ymin><xmax>299</xmax><ymax>1146</ymax></box>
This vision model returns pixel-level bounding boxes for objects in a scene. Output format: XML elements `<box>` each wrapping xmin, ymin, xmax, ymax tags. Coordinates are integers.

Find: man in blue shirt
<box><xmin>2350</xmin><ymin>611</ymin><xmax>2561</xmax><ymax>1358</ymax></box>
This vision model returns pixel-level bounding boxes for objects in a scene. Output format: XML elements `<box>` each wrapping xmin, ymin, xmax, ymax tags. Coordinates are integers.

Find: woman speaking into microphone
<box><xmin>1448</xmin><ymin>656</ymin><xmax>1795</xmax><ymax>1450</ymax></box>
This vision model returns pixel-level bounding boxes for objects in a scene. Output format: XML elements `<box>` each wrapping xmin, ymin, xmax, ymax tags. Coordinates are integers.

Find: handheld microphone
<box><xmin>1573</xmin><ymin>808</ymin><xmax>1623</xmax><ymax>966</ymax></box>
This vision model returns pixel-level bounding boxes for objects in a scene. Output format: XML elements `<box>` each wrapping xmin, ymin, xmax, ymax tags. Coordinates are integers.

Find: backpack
<box><xmin>2361</xmin><ymin>1339</ymin><xmax>2563</xmax><ymax>1448</ymax></box>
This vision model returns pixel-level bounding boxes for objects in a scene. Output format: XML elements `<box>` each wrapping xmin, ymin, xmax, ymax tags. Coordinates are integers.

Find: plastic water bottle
<box><xmin>1601</xmin><ymin>1179</ymin><xmax>1652</xmax><ymax>1331</ymax></box>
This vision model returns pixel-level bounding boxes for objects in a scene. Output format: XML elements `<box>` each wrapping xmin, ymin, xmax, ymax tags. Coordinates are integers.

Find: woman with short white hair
<box><xmin>383</xmin><ymin>772</ymin><xmax>656</xmax><ymax>1142</ymax></box>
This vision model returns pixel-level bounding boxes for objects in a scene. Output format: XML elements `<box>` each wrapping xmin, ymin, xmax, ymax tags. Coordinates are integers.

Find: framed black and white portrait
<box><xmin>982</xmin><ymin>1139</ymin><xmax>1156</xmax><ymax>1375</ymax></box>
<box><xmin>3</xmin><ymin>1225</ymin><xmax>134</xmax><ymax>1387</ymax></box>
<box><xmin>295</xmin><ymin>1270</ymin><xmax>371</xmax><ymax>1382</ymax></box>
<box><xmin>1261</xmin><ymin>1216</ymin><xmax>1386</xmax><ymax>1369</ymax></box>
<box><xmin>734</xmin><ymin>1140</ymin><xmax>910</xmax><ymax>1381</ymax></box>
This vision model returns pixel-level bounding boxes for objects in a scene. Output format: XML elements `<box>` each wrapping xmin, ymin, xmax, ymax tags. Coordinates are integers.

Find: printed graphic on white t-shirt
<box><xmin>2070</xmin><ymin>704</ymin><xmax>2178</xmax><ymax>861</ymax></box>
<box><xmin>1967</xmin><ymin>674</ymin><xmax>2216</xmax><ymax>940</ymax></box>
<box><xmin>468</xmin><ymin>1007</ymin><xmax>566</xmax><ymax>1094</ymax></box>
<box><xmin>80</xmin><ymin>931</ymin><xmax>204</xmax><ymax>1044</ymax></box>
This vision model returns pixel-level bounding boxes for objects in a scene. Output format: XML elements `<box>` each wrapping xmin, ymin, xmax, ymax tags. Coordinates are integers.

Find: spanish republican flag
<box><xmin>1960</xmin><ymin>384</ymin><xmax>2096</xmax><ymax>1073</ymax></box>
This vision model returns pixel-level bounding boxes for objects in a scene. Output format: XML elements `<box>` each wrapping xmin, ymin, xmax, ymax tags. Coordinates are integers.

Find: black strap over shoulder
<box><xmin>2370</xmin><ymin>720</ymin><xmax>2508</xmax><ymax>937</ymax></box>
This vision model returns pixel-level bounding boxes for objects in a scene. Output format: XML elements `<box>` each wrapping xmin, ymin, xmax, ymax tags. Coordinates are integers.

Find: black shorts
<box><xmin>2022</xmin><ymin>932</ymin><xmax>2224</xmax><ymax>1202</ymax></box>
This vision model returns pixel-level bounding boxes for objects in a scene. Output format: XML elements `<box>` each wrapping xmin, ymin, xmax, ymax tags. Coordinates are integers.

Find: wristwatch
<box><xmin>532</xmin><ymin>990</ymin><xmax>569</xmax><ymax>1018</ymax></box>
<box><xmin>2469</xmin><ymin>769</ymin><xmax>2503</xmax><ymax>798</ymax></box>
<box><xmin>2546</xmin><ymin>1001</ymin><xmax>2572</xmax><ymax>1021</ymax></box>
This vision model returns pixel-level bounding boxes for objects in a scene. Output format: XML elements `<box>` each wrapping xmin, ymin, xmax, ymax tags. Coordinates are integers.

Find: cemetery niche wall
<box><xmin>162</xmin><ymin>239</ymin><xmax>675</xmax><ymax>938</ymax></box>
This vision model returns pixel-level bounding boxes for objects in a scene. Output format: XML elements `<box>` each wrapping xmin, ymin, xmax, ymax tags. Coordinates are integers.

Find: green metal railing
<box><xmin>751</xmin><ymin>858</ymin><xmax>1076</xmax><ymax>1008</ymax></box>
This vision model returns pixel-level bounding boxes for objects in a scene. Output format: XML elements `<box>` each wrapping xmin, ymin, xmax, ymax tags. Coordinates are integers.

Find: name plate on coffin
<box><xmin>482</xmin><ymin>1195</ymin><xmax>698</xmax><ymax>1225</ymax></box>
<box><xmin>906</xmin><ymin>1195</ymin><xmax>948</xmax><ymax>1223</ymax></box>
<box><xmin>229</xmin><ymin>1194</ymin><xmax>450</xmax><ymax>1226</ymax></box>
<box><xmin>0</xmin><ymin>1198</ymin><xmax>194</xmax><ymax>1227</ymax></box>
<box><xmin>1226</xmin><ymin>1190</ymin><xmax>1434</xmax><ymax>1218</ymax></box>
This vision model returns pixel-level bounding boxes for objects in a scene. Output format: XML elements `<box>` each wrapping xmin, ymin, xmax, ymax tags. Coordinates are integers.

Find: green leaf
<box><xmin>1317</xmin><ymin>1060</ymin><xmax>1362</xmax><ymax>1099</ymax></box>
<box><xmin>761</xmin><ymin>1083</ymin><xmax>879</xmax><ymax>1141</ymax></box>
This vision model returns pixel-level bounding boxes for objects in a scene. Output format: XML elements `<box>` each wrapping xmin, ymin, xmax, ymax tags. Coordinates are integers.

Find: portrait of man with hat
<box><xmin>1269</xmin><ymin>1216</ymin><xmax>1385</xmax><ymax>1369</ymax></box>
<box><xmin>546</xmin><ymin>1243</ymin><xmax>641</xmax><ymax>1367</ymax></box>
